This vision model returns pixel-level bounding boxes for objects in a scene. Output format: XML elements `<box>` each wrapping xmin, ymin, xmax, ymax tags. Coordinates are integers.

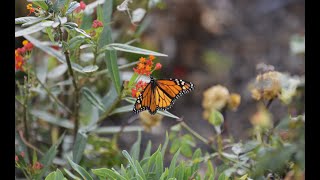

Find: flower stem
<box><xmin>58</xmin><ymin>26</ymin><xmax>80</xmax><ymax>141</ymax></box>
<box><xmin>180</xmin><ymin>122</ymin><xmax>208</xmax><ymax>145</ymax></box>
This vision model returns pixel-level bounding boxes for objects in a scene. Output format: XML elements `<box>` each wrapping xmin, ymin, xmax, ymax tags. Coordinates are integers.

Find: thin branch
<box><xmin>19</xmin><ymin>130</ymin><xmax>44</xmax><ymax>156</ymax></box>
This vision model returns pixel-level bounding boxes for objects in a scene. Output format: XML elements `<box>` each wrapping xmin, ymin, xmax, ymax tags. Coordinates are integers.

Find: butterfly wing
<box><xmin>133</xmin><ymin>78</ymin><xmax>194</xmax><ymax>114</ymax></box>
<box><xmin>155</xmin><ymin>78</ymin><xmax>194</xmax><ymax>111</ymax></box>
<box><xmin>133</xmin><ymin>82</ymin><xmax>158</xmax><ymax>114</ymax></box>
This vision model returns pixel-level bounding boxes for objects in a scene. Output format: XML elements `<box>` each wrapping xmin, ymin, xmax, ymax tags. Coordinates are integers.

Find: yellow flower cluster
<box><xmin>202</xmin><ymin>85</ymin><xmax>241</xmax><ymax>120</ymax></box>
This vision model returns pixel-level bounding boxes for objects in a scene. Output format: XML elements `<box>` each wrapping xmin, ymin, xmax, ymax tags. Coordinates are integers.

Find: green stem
<box><xmin>58</xmin><ymin>26</ymin><xmax>80</xmax><ymax>141</ymax></box>
<box><xmin>35</xmin><ymin>76</ymin><xmax>72</xmax><ymax>114</ymax></box>
<box><xmin>97</xmin><ymin>95</ymin><xmax>122</xmax><ymax>123</ymax></box>
<box><xmin>180</xmin><ymin>122</ymin><xmax>209</xmax><ymax>145</ymax></box>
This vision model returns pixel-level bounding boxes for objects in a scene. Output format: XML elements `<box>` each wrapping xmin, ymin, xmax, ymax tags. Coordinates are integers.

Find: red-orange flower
<box><xmin>131</xmin><ymin>80</ymin><xmax>148</xmax><ymax>98</ymax></box>
<box><xmin>133</xmin><ymin>56</ymin><xmax>156</xmax><ymax>76</ymax></box>
<box><xmin>15</xmin><ymin>55</ymin><xmax>24</xmax><ymax>71</ymax></box>
<box><xmin>15</xmin><ymin>155</ymin><xmax>19</xmax><ymax>162</ymax></box>
<box><xmin>155</xmin><ymin>63</ymin><xmax>162</xmax><ymax>70</ymax></box>
<box><xmin>75</xmin><ymin>1</ymin><xmax>86</xmax><ymax>12</ymax></box>
<box><xmin>92</xmin><ymin>20</ymin><xmax>103</xmax><ymax>28</ymax></box>
<box><xmin>32</xmin><ymin>162</ymin><xmax>43</xmax><ymax>170</ymax></box>
<box><xmin>26</xmin><ymin>4</ymin><xmax>35</xmax><ymax>15</ymax></box>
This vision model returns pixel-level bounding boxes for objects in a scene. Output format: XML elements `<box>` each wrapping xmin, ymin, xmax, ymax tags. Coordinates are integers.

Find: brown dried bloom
<box><xmin>250</xmin><ymin>71</ymin><xmax>282</xmax><ymax>101</ymax></box>
<box><xmin>139</xmin><ymin>111</ymin><xmax>163</xmax><ymax>132</ymax></box>
<box><xmin>202</xmin><ymin>85</ymin><xmax>230</xmax><ymax>111</ymax></box>
<box><xmin>228</xmin><ymin>93</ymin><xmax>241</xmax><ymax>111</ymax></box>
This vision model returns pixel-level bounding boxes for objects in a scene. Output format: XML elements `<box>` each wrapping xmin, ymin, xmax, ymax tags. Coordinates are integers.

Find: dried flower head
<box><xmin>228</xmin><ymin>93</ymin><xmax>241</xmax><ymax>111</ymax></box>
<box><xmin>250</xmin><ymin>71</ymin><xmax>282</xmax><ymax>101</ymax></box>
<box><xmin>139</xmin><ymin>111</ymin><xmax>163</xmax><ymax>132</ymax></box>
<box><xmin>202</xmin><ymin>85</ymin><xmax>230</xmax><ymax>111</ymax></box>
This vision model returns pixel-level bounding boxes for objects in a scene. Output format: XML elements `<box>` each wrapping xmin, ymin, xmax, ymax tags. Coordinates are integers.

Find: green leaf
<box><xmin>167</xmin><ymin>149</ymin><xmax>180</xmax><ymax>178</ymax></box>
<box><xmin>110</xmin><ymin>105</ymin><xmax>133</xmax><ymax>115</ymax></box>
<box><xmin>66</xmin><ymin>1</ymin><xmax>80</xmax><ymax>14</ymax></box>
<box><xmin>122</xmin><ymin>150</ymin><xmax>139</xmax><ymax>176</ymax></box>
<box><xmin>29</xmin><ymin>0</ymin><xmax>49</xmax><ymax>10</ymax></box>
<box><xmin>22</xmin><ymin>17</ymin><xmax>48</xmax><ymax>27</ymax></box>
<box><xmin>134</xmin><ymin>159</ymin><xmax>147</xmax><ymax>180</ymax></box>
<box><xmin>92</xmin><ymin>126</ymin><xmax>143</xmax><ymax>134</ymax></box>
<box><xmin>15</xmin><ymin>16</ymin><xmax>40</xmax><ymax>24</ymax></box>
<box><xmin>218</xmin><ymin>173</ymin><xmax>229</xmax><ymax>180</ymax></box>
<box><xmin>161</xmin><ymin>132</ymin><xmax>169</xmax><ymax>157</ymax></box>
<box><xmin>204</xmin><ymin>160</ymin><xmax>215</xmax><ymax>180</ymax></box>
<box><xmin>105</xmin><ymin>44</ymin><xmax>122</xmax><ymax>95</ymax></box>
<box><xmin>130</xmin><ymin>131</ymin><xmax>142</xmax><ymax>161</ymax></box>
<box><xmin>82</xmin><ymin>65</ymin><xmax>99</xmax><ymax>73</ymax></box>
<box><xmin>15</xmin><ymin>22</ymin><xmax>46</xmax><ymax>37</ymax></box>
<box><xmin>68</xmin><ymin>36</ymin><xmax>86</xmax><ymax>50</ymax></box>
<box><xmin>46</xmin><ymin>27</ymin><xmax>55</xmax><ymax>42</ymax></box>
<box><xmin>23</xmin><ymin>35</ymin><xmax>85</xmax><ymax>73</ymax></box>
<box><xmin>73</xmin><ymin>131</ymin><xmax>88</xmax><ymax>164</ymax></box>
<box><xmin>208</xmin><ymin>109</ymin><xmax>224</xmax><ymax>134</ymax></box>
<box><xmin>100</xmin><ymin>43</ymin><xmax>168</xmax><ymax>57</ymax></box>
<box><xmin>191</xmin><ymin>149</ymin><xmax>202</xmax><ymax>173</ymax></box>
<box><xmin>64</xmin><ymin>168</ymin><xmax>81</xmax><ymax>180</ymax></box>
<box><xmin>157</xmin><ymin>110</ymin><xmax>180</xmax><ymax>119</ymax></box>
<box><xmin>47</xmin><ymin>64</ymin><xmax>68</xmax><ymax>79</ymax></box>
<box><xmin>142</xmin><ymin>140</ymin><xmax>152</xmax><ymax>159</ymax></box>
<box><xmin>30</xmin><ymin>110</ymin><xmax>74</xmax><ymax>129</ymax></box>
<box><xmin>92</xmin><ymin>168</ymin><xmax>127</xmax><ymax>180</ymax></box>
<box><xmin>155</xmin><ymin>151</ymin><xmax>164</xmax><ymax>179</ymax></box>
<box><xmin>45</xmin><ymin>169</ymin><xmax>66</xmax><ymax>180</ymax></box>
<box><xmin>35</xmin><ymin>133</ymin><xmax>65</xmax><ymax>179</ymax></box>
<box><xmin>67</xmin><ymin>157</ymin><xmax>93</xmax><ymax>180</ymax></box>
<box><xmin>74</xmin><ymin>28</ymin><xmax>91</xmax><ymax>38</ymax></box>
<box><xmin>82</xmin><ymin>87</ymin><xmax>105</xmax><ymax>111</ymax></box>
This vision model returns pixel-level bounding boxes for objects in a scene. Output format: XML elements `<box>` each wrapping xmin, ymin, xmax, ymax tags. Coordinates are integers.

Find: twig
<box><xmin>35</xmin><ymin>76</ymin><xmax>73</xmax><ymax>114</ymax></box>
<box><xmin>19</xmin><ymin>130</ymin><xmax>44</xmax><ymax>156</ymax></box>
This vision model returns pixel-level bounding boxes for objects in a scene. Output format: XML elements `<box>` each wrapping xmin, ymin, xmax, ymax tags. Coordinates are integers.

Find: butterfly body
<box><xmin>133</xmin><ymin>76</ymin><xmax>194</xmax><ymax>115</ymax></box>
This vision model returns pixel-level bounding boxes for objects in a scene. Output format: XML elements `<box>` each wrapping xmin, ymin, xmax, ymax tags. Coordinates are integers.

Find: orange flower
<box><xmin>26</xmin><ymin>4</ymin><xmax>35</xmax><ymax>15</ymax></box>
<box><xmin>131</xmin><ymin>80</ymin><xmax>148</xmax><ymax>98</ymax></box>
<box><xmin>139</xmin><ymin>57</ymin><xmax>146</xmax><ymax>63</ymax></box>
<box><xmin>149</xmin><ymin>55</ymin><xmax>155</xmax><ymax>61</ymax></box>
<box><xmin>15</xmin><ymin>55</ymin><xmax>24</xmax><ymax>71</ymax></box>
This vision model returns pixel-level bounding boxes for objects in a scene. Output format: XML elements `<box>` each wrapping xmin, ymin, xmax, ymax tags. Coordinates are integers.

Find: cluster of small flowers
<box><xmin>202</xmin><ymin>85</ymin><xmax>241</xmax><ymax>120</ymax></box>
<box><xmin>92</xmin><ymin>20</ymin><xmax>104</xmax><ymax>28</ymax></box>
<box><xmin>131</xmin><ymin>80</ymin><xmax>148</xmax><ymax>98</ymax></box>
<box><xmin>26</xmin><ymin>4</ymin><xmax>35</xmax><ymax>15</ymax></box>
<box><xmin>15</xmin><ymin>151</ymin><xmax>44</xmax><ymax>171</ymax></box>
<box><xmin>133</xmin><ymin>55</ymin><xmax>161</xmax><ymax>76</ymax></box>
<box><xmin>15</xmin><ymin>40</ymin><xmax>34</xmax><ymax>71</ymax></box>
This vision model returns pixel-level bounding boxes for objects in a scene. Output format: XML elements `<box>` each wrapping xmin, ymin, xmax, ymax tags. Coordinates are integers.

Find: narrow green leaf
<box><xmin>47</xmin><ymin>64</ymin><xmax>68</xmax><ymax>79</ymax></box>
<box><xmin>130</xmin><ymin>131</ymin><xmax>142</xmax><ymax>160</ymax></box>
<box><xmin>66</xmin><ymin>1</ymin><xmax>80</xmax><ymax>14</ymax></box>
<box><xmin>122</xmin><ymin>150</ymin><xmax>139</xmax><ymax>176</ymax></box>
<box><xmin>134</xmin><ymin>160</ymin><xmax>147</xmax><ymax>180</ymax></box>
<box><xmin>157</xmin><ymin>110</ymin><xmax>180</xmax><ymax>119</ymax></box>
<box><xmin>21</xmin><ymin>17</ymin><xmax>47</xmax><ymax>27</ymax></box>
<box><xmin>110</xmin><ymin>105</ymin><xmax>133</xmax><ymax>115</ymax></box>
<box><xmin>67</xmin><ymin>157</ymin><xmax>93</xmax><ymax>180</ymax></box>
<box><xmin>142</xmin><ymin>140</ymin><xmax>152</xmax><ymax>159</ymax></box>
<box><xmin>155</xmin><ymin>152</ymin><xmax>163</xmax><ymax>179</ymax></box>
<box><xmin>204</xmin><ymin>161</ymin><xmax>215</xmax><ymax>180</ymax></box>
<box><xmin>92</xmin><ymin>168</ymin><xmax>127</xmax><ymax>180</ymax></box>
<box><xmin>15</xmin><ymin>16</ymin><xmax>40</xmax><ymax>24</ymax></box>
<box><xmin>72</xmin><ymin>131</ymin><xmax>88</xmax><ymax>164</ymax></box>
<box><xmin>30</xmin><ymin>110</ymin><xmax>74</xmax><ymax>129</ymax></box>
<box><xmin>15</xmin><ymin>22</ymin><xmax>46</xmax><ymax>37</ymax></box>
<box><xmin>82</xmin><ymin>87</ymin><xmax>105</xmax><ymax>111</ymax></box>
<box><xmin>161</xmin><ymin>132</ymin><xmax>169</xmax><ymax>157</ymax></box>
<box><xmin>74</xmin><ymin>27</ymin><xmax>91</xmax><ymax>38</ymax></box>
<box><xmin>46</xmin><ymin>27</ymin><xmax>55</xmax><ymax>42</ymax></box>
<box><xmin>64</xmin><ymin>168</ymin><xmax>81</xmax><ymax>180</ymax></box>
<box><xmin>92</xmin><ymin>126</ymin><xmax>143</xmax><ymax>134</ymax></box>
<box><xmin>191</xmin><ymin>149</ymin><xmax>202</xmax><ymax>174</ymax></box>
<box><xmin>101</xmin><ymin>43</ymin><xmax>168</xmax><ymax>57</ymax></box>
<box><xmin>82</xmin><ymin>65</ymin><xmax>99</xmax><ymax>73</ymax></box>
<box><xmin>106</xmin><ymin>45</ymin><xmax>122</xmax><ymax>95</ymax></box>
<box><xmin>167</xmin><ymin>149</ymin><xmax>180</xmax><ymax>178</ymax></box>
<box><xmin>35</xmin><ymin>133</ymin><xmax>65</xmax><ymax>179</ymax></box>
<box><xmin>218</xmin><ymin>173</ymin><xmax>229</xmax><ymax>180</ymax></box>
<box><xmin>45</xmin><ymin>169</ymin><xmax>65</xmax><ymax>180</ymax></box>
<box><xmin>23</xmin><ymin>35</ymin><xmax>84</xmax><ymax>73</ymax></box>
<box><xmin>68</xmin><ymin>36</ymin><xmax>86</xmax><ymax>50</ymax></box>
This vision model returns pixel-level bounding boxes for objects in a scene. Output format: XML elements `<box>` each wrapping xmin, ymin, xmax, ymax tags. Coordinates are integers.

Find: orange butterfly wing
<box><xmin>133</xmin><ymin>77</ymin><xmax>194</xmax><ymax>114</ymax></box>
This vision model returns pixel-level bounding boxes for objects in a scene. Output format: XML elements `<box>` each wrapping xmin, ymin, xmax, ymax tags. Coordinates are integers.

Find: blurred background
<box><xmin>15</xmin><ymin>0</ymin><xmax>305</xmax><ymax>164</ymax></box>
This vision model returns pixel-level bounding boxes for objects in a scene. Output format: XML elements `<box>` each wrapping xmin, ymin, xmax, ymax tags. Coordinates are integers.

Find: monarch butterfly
<box><xmin>133</xmin><ymin>76</ymin><xmax>194</xmax><ymax>115</ymax></box>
